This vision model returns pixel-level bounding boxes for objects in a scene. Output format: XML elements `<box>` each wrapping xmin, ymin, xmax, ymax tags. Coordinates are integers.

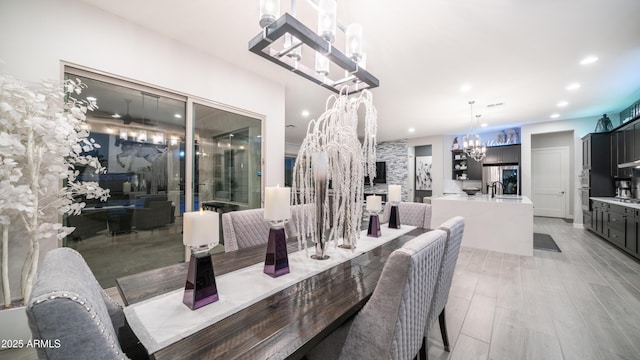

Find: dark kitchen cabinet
<box><xmin>589</xmin><ymin>199</ymin><xmax>640</xmax><ymax>260</ymax></box>
<box><xmin>581</xmin><ymin>133</ymin><xmax>614</xmax><ymax>197</ymax></box>
<box><xmin>625</xmin><ymin>125</ymin><xmax>633</xmax><ymax>163</ymax></box>
<box><xmin>467</xmin><ymin>156</ymin><xmax>482</xmax><ymax>180</ymax></box>
<box><xmin>583</xmin><ymin>210</ymin><xmax>593</xmax><ymax>230</ymax></box>
<box><xmin>591</xmin><ymin>200</ymin><xmax>606</xmax><ymax>236</ymax></box>
<box><xmin>611</xmin><ymin>131</ymin><xmax>622</xmax><ymax>177</ymax></box>
<box><xmin>607</xmin><ymin>204</ymin><xmax>626</xmax><ymax>248</ymax></box>
<box><xmin>451</xmin><ymin>150</ymin><xmax>482</xmax><ymax>180</ymax></box>
<box><xmin>627</xmin><ymin>210</ymin><xmax>638</xmax><ymax>254</ymax></box>
<box><xmin>610</xmin><ymin>127</ymin><xmax>633</xmax><ymax>178</ymax></box>
<box><xmin>484</xmin><ymin>144</ymin><xmax>520</xmax><ymax>165</ymax></box>
<box><xmin>582</xmin><ymin>135</ymin><xmax>592</xmax><ymax>169</ymax></box>
<box><xmin>634</xmin><ymin>121</ymin><xmax>640</xmax><ymax>161</ymax></box>
<box><xmin>484</xmin><ymin>147</ymin><xmax>499</xmax><ymax>164</ymax></box>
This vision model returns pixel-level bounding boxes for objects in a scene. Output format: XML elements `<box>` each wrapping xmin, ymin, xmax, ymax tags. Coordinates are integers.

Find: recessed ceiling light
<box><xmin>408</xmin><ymin>127</ymin><xmax>416</xmax><ymax>133</ymax></box>
<box><xmin>580</xmin><ymin>56</ymin><xmax>599</xmax><ymax>65</ymax></box>
<box><xmin>557</xmin><ymin>101</ymin><xmax>569</xmax><ymax>107</ymax></box>
<box><xmin>550</xmin><ymin>113</ymin><xmax>560</xmax><ymax>119</ymax></box>
<box><xmin>111</xmin><ymin>113</ymin><xmax>121</xmax><ymax>119</ymax></box>
<box><xmin>566</xmin><ymin>83</ymin><xmax>581</xmax><ymax>91</ymax></box>
<box><xmin>480</xmin><ymin>123</ymin><xmax>488</xmax><ymax>128</ymax></box>
<box><xmin>174</xmin><ymin>114</ymin><xmax>182</xmax><ymax>119</ymax></box>
<box><xmin>460</xmin><ymin>84</ymin><xmax>472</xmax><ymax>93</ymax></box>
<box><xmin>301</xmin><ymin>110</ymin><xmax>310</xmax><ymax>117</ymax></box>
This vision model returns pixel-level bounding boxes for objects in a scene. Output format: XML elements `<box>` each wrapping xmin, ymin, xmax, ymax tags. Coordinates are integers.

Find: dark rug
<box><xmin>534</xmin><ymin>233</ymin><xmax>561</xmax><ymax>252</ymax></box>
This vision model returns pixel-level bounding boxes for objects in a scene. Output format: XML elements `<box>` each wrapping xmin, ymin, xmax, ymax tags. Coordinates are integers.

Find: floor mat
<box><xmin>534</xmin><ymin>233</ymin><xmax>561</xmax><ymax>252</ymax></box>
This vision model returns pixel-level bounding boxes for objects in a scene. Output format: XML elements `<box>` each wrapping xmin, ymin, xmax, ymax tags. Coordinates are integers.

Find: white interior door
<box><xmin>532</xmin><ymin>147</ymin><xmax>570</xmax><ymax>217</ymax></box>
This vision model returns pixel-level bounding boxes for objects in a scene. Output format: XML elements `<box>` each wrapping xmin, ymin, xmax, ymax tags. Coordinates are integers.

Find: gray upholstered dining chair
<box><xmin>222</xmin><ymin>208</ymin><xmax>298</xmax><ymax>252</ymax></box>
<box><xmin>26</xmin><ymin>247</ymin><xmax>131</xmax><ymax>360</ymax></box>
<box><xmin>305</xmin><ymin>229</ymin><xmax>448</xmax><ymax>360</ymax></box>
<box><xmin>381</xmin><ymin>201</ymin><xmax>432</xmax><ymax>229</ymax></box>
<box><xmin>420</xmin><ymin>216</ymin><xmax>465</xmax><ymax>359</ymax></box>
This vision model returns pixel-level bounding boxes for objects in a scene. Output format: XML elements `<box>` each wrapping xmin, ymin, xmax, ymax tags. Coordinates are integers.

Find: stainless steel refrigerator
<box><xmin>482</xmin><ymin>165</ymin><xmax>520</xmax><ymax>195</ymax></box>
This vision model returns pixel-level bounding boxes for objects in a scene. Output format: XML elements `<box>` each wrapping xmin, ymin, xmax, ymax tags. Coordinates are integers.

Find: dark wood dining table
<box><xmin>116</xmin><ymin>227</ymin><xmax>429</xmax><ymax>360</ymax></box>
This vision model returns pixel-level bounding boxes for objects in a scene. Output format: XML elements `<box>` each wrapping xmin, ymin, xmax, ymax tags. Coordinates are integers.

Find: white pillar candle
<box><xmin>312</xmin><ymin>151</ymin><xmax>329</xmax><ymax>181</ymax></box>
<box><xmin>122</xmin><ymin>181</ymin><xmax>131</xmax><ymax>193</ymax></box>
<box><xmin>183</xmin><ymin>210</ymin><xmax>219</xmax><ymax>247</ymax></box>
<box><xmin>366</xmin><ymin>195</ymin><xmax>382</xmax><ymax>212</ymax></box>
<box><xmin>264</xmin><ymin>185</ymin><xmax>291</xmax><ymax>221</ymax></box>
<box><xmin>388</xmin><ymin>185</ymin><xmax>402</xmax><ymax>203</ymax></box>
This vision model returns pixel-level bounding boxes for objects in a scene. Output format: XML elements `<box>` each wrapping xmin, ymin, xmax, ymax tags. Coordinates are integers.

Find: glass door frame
<box><xmin>187</xmin><ymin>98</ymin><xmax>265</xmax><ymax>213</ymax></box>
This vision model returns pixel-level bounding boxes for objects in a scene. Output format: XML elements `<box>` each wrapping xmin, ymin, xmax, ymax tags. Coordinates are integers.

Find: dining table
<box><xmin>116</xmin><ymin>226</ymin><xmax>430</xmax><ymax>360</ymax></box>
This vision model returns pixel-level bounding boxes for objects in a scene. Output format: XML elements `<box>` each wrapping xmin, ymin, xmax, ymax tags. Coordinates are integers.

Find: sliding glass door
<box><xmin>62</xmin><ymin>67</ymin><xmax>263</xmax><ymax>288</ymax></box>
<box><xmin>192</xmin><ymin>103</ymin><xmax>262</xmax><ymax>211</ymax></box>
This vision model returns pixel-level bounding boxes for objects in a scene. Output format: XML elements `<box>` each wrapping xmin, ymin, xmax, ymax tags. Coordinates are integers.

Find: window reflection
<box><xmin>193</xmin><ymin>104</ymin><xmax>262</xmax><ymax>211</ymax></box>
<box><xmin>64</xmin><ymin>71</ymin><xmax>186</xmax><ymax>288</ymax></box>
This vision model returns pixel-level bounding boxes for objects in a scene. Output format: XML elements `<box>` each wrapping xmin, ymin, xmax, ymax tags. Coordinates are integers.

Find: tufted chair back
<box><xmin>26</xmin><ymin>248</ymin><xmax>129</xmax><ymax>360</ymax></box>
<box><xmin>424</xmin><ymin>216</ymin><xmax>465</xmax><ymax>351</ymax></box>
<box><xmin>338</xmin><ymin>229</ymin><xmax>447</xmax><ymax>359</ymax></box>
<box><xmin>382</xmin><ymin>201</ymin><xmax>432</xmax><ymax>229</ymax></box>
<box><xmin>222</xmin><ymin>208</ymin><xmax>297</xmax><ymax>252</ymax></box>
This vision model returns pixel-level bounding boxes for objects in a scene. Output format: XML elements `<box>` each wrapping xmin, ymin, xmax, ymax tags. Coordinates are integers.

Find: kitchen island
<box><xmin>431</xmin><ymin>194</ymin><xmax>534</xmax><ymax>256</ymax></box>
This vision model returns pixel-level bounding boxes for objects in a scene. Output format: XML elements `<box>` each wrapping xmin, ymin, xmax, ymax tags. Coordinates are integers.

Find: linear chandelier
<box><xmin>249</xmin><ymin>0</ymin><xmax>379</xmax><ymax>94</ymax></box>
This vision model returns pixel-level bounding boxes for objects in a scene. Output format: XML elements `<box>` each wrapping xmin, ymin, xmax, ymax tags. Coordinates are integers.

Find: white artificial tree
<box><xmin>292</xmin><ymin>89</ymin><xmax>377</xmax><ymax>256</ymax></box>
<box><xmin>0</xmin><ymin>74</ymin><xmax>109</xmax><ymax>307</ymax></box>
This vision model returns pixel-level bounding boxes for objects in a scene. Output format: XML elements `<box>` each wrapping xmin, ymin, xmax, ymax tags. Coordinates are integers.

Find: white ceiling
<box><xmin>80</xmin><ymin>0</ymin><xmax>640</xmax><ymax>143</ymax></box>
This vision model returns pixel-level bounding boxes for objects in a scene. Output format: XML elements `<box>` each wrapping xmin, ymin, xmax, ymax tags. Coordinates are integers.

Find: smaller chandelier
<box><xmin>462</xmin><ymin>101</ymin><xmax>486</xmax><ymax>162</ymax></box>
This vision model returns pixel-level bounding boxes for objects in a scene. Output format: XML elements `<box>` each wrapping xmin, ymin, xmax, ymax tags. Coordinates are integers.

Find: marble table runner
<box><xmin>124</xmin><ymin>225</ymin><xmax>416</xmax><ymax>354</ymax></box>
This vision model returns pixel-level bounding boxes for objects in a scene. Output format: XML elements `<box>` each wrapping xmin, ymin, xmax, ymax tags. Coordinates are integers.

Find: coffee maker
<box><xmin>616</xmin><ymin>180</ymin><xmax>632</xmax><ymax>199</ymax></box>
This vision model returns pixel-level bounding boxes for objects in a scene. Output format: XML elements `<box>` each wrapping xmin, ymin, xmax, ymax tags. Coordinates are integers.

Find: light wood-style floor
<box><xmin>427</xmin><ymin>216</ymin><xmax>640</xmax><ymax>360</ymax></box>
<box><xmin>2</xmin><ymin>217</ymin><xmax>639</xmax><ymax>360</ymax></box>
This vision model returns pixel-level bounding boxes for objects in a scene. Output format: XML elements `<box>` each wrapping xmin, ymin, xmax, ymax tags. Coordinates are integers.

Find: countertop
<box><xmin>591</xmin><ymin>197</ymin><xmax>640</xmax><ymax>210</ymax></box>
<box><xmin>434</xmin><ymin>194</ymin><xmax>533</xmax><ymax>204</ymax></box>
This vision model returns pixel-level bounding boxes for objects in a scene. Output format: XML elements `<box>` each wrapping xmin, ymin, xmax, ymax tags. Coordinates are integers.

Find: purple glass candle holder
<box><xmin>264</xmin><ymin>226</ymin><xmax>290</xmax><ymax>277</ymax></box>
<box><xmin>183</xmin><ymin>250</ymin><xmax>219</xmax><ymax>310</ymax></box>
<box><xmin>367</xmin><ymin>213</ymin><xmax>381</xmax><ymax>237</ymax></box>
<box><xmin>388</xmin><ymin>204</ymin><xmax>401</xmax><ymax>229</ymax></box>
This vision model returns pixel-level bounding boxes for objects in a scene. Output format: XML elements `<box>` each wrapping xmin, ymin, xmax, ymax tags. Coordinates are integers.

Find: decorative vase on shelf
<box><xmin>594</xmin><ymin>114</ymin><xmax>613</xmax><ymax>133</ymax></box>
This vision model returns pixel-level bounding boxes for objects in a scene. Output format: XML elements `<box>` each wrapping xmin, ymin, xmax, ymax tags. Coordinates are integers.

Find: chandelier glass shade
<box><xmin>346</xmin><ymin>23</ymin><xmax>363</xmax><ymax>62</ymax></box>
<box><xmin>317</xmin><ymin>0</ymin><xmax>337</xmax><ymax>43</ymax></box>
<box><xmin>259</xmin><ymin>0</ymin><xmax>280</xmax><ymax>28</ymax></box>
<box><xmin>462</xmin><ymin>101</ymin><xmax>486</xmax><ymax>162</ymax></box>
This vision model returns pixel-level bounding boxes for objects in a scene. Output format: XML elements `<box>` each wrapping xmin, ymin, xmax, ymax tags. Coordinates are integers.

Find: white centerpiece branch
<box><xmin>292</xmin><ymin>89</ymin><xmax>377</xmax><ymax>254</ymax></box>
<box><xmin>0</xmin><ymin>74</ymin><xmax>109</xmax><ymax>307</ymax></box>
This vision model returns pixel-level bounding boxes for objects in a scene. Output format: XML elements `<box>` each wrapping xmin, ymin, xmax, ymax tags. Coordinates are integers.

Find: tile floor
<box><xmin>427</xmin><ymin>217</ymin><xmax>640</xmax><ymax>360</ymax></box>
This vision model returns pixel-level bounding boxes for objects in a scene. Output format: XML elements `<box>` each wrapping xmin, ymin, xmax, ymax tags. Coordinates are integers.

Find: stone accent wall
<box><xmin>364</xmin><ymin>139</ymin><xmax>409</xmax><ymax>201</ymax></box>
